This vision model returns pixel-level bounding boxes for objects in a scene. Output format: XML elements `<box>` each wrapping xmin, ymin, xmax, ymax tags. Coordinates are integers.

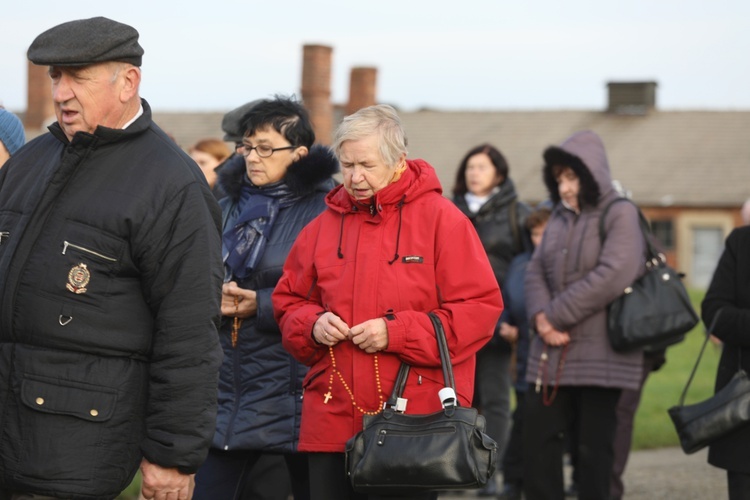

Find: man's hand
<box><xmin>140</xmin><ymin>458</ymin><xmax>191</xmax><ymax>500</ymax></box>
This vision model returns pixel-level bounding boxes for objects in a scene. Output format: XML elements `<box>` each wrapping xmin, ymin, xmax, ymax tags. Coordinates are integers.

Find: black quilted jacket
<box><xmin>0</xmin><ymin>100</ymin><xmax>223</xmax><ymax>498</ymax></box>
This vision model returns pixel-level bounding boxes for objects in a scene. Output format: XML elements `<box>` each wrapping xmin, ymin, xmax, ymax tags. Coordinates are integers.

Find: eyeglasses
<box><xmin>241</xmin><ymin>144</ymin><xmax>297</xmax><ymax>158</ymax></box>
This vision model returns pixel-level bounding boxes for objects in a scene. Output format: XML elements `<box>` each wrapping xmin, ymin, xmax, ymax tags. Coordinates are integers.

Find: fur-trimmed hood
<box><xmin>542</xmin><ymin>130</ymin><xmax>613</xmax><ymax>209</ymax></box>
<box><xmin>218</xmin><ymin>144</ymin><xmax>339</xmax><ymax>201</ymax></box>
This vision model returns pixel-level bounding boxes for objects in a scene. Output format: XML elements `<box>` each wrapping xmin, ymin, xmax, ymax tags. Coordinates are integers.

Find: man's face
<box><xmin>49</xmin><ymin>63</ymin><xmax>130</xmax><ymax>141</ymax></box>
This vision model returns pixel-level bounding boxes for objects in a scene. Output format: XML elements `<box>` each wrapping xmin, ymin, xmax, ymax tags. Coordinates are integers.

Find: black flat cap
<box><xmin>27</xmin><ymin>17</ymin><xmax>144</xmax><ymax>67</ymax></box>
<box><xmin>222</xmin><ymin>100</ymin><xmax>263</xmax><ymax>142</ymax></box>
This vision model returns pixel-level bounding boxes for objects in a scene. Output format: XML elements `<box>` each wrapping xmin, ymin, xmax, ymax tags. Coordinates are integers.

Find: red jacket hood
<box><xmin>325</xmin><ymin>158</ymin><xmax>442</xmax><ymax>214</ymax></box>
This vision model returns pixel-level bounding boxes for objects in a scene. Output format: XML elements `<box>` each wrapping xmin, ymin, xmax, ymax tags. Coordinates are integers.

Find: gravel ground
<box><xmin>438</xmin><ymin>446</ymin><xmax>726</xmax><ymax>499</ymax></box>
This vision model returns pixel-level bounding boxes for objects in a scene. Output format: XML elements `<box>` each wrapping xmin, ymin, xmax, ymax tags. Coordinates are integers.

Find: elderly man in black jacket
<box><xmin>0</xmin><ymin>17</ymin><xmax>223</xmax><ymax>500</ymax></box>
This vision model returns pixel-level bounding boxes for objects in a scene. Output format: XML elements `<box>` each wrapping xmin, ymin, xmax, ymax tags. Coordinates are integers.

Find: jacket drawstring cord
<box><xmin>336</xmin><ymin>212</ymin><xmax>345</xmax><ymax>259</ymax></box>
<box><xmin>387</xmin><ymin>196</ymin><xmax>406</xmax><ymax>265</ymax></box>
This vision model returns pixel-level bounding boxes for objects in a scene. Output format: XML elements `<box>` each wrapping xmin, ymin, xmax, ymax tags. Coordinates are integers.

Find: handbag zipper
<box><xmin>376</xmin><ymin>426</ymin><xmax>455</xmax><ymax>445</ymax></box>
<box><xmin>62</xmin><ymin>241</ymin><xmax>117</xmax><ymax>262</ymax></box>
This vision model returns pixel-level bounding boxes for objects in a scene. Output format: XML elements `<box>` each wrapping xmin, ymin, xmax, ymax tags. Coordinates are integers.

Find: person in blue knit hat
<box><xmin>0</xmin><ymin>108</ymin><xmax>25</xmax><ymax>167</ymax></box>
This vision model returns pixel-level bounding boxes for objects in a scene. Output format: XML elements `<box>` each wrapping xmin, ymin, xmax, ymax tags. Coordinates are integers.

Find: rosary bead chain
<box><xmin>326</xmin><ymin>346</ymin><xmax>384</xmax><ymax>415</ymax></box>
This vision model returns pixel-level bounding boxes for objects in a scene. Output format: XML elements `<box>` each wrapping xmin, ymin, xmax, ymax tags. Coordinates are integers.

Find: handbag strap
<box><xmin>599</xmin><ymin>197</ymin><xmax>664</xmax><ymax>264</ymax></box>
<box><xmin>430</xmin><ymin>311</ymin><xmax>456</xmax><ymax>390</ymax></box>
<box><xmin>677</xmin><ymin>310</ymin><xmax>722</xmax><ymax>406</ymax></box>
<box><xmin>386</xmin><ymin>364</ymin><xmax>411</xmax><ymax>409</ymax></box>
<box><xmin>385</xmin><ymin>312</ymin><xmax>456</xmax><ymax>410</ymax></box>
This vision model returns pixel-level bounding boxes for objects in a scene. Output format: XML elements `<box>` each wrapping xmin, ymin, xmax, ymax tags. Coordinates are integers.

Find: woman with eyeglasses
<box><xmin>451</xmin><ymin>143</ymin><xmax>531</xmax><ymax>496</ymax></box>
<box><xmin>272</xmin><ymin>104</ymin><xmax>502</xmax><ymax>499</ymax></box>
<box><xmin>193</xmin><ymin>95</ymin><xmax>338</xmax><ymax>500</ymax></box>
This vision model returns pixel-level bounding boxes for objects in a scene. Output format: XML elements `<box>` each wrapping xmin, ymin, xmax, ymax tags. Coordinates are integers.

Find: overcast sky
<box><xmin>2</xmin><ymin>0</ymin><xmax>748</xmax><ymax>113</ymax></box>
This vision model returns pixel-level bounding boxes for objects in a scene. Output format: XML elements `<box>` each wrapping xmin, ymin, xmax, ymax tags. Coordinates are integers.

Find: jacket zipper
<box><xmin>223</xmin><ymin>342</ymin><xmax>243</xmax><ymax>450</ymax></box>
<box><xmin>0</xmin><ymin>231</ymin><xmax>9</xmax><ymax>245</ymax></box>
<box><xmin>62</xmin><ymin>241</ymin><xmax>117</xmax><ymax>262</ymax></box>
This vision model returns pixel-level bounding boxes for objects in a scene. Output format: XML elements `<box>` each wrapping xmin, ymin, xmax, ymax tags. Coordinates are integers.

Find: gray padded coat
<box><xmin>525</xmin><ymin>130</ymin><xmax>644</xmax><ymax>391</ymax></box>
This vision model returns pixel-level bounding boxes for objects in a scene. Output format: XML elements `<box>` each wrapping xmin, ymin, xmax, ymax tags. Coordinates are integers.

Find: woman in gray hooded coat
<box><xmin>522</xmin><ymin>130</ymin><xmax>645</xmax><ymax>500</ymax></box>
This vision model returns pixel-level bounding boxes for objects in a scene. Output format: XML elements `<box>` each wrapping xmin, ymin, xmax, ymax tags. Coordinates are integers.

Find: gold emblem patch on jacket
<box><xmin>66</xmin><ymin>263</ymin><xmax>90</xmax><ymax>294</ymax></box>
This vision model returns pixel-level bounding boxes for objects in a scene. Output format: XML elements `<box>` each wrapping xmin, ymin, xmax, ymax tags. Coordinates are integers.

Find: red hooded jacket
<box><xmin>272</xmin><ymin>159</ymin><xmax>502</xmax><ymax>452</ymax></box>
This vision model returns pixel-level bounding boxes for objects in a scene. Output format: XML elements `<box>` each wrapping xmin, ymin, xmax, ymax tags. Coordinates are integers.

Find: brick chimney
<box><xmin>607</xmin><ymin>81</ymin><xmax>657</xmax><ymax>115</ymax></box>
<box><xmin>346</xmin><ymin>67</ymin><xmax>377</xmax><ymax>115</ymax></box>
<box><xmin>25</xmin><ymin>62</ymin><xmax>55</xmax><ymax>130</ymax></box>
<box><xmin>301</xmin><ymin>44</ymin><xmax>333</xmax><ymax>145</ymax></box>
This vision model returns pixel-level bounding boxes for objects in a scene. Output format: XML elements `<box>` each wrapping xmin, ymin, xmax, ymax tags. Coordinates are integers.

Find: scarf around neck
<box><xmin>222</xmin><ymin>177</ymin><xmax>303</xmax><ymax>281</ymax></box>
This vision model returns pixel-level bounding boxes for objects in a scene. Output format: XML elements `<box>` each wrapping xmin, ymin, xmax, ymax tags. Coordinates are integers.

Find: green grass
<box><xmin>631</xmin><ymin>288</ymin><xmax>720</xmax><ymax>449</ymax></box>
<box><xmin>117</xmin><ymin>472</ymin><xmax>141</xmax><ymax>500</ymax></box>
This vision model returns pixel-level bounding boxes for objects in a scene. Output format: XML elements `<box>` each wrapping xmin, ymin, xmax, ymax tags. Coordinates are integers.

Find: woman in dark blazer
<box><xmin>701</xmin><ymin>225</ymin><xmax>750</xmax><ymax>500</ymax></box>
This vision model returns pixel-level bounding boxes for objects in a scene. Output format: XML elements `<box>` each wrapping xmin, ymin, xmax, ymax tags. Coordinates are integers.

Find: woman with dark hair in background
<box><xmin>452</xmin><ymin>143</ymin><xmax>530</xmax><ymax>495</ymax></box>
<box><xmin>193</xmin><ymin>95</ymin><xmax>338</xmax><ymax>499</ymax></box>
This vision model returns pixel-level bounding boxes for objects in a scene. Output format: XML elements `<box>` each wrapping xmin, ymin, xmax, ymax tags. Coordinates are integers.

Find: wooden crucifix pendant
<box><xmin>324</xmin><ymin>391</ymin><xmax>332</xmax><ymax>404</ymax></box>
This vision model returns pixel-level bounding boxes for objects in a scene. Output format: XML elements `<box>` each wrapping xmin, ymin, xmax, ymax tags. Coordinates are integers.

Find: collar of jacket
<box><xmin>454</xmin><ymin>177</ymin><xmax>519</xmax><ymax>218</ymax></box>
<box><xmin>48</xmin><ymin>98</ymin><xmax>153</xmax><ymax>147</ymax></box>
<box><xmin>218</xmin><ymin>144</ymin><xmax>339</xmax><ymax>201</ymax></box>
<box><xmin>325</xmin><ymin>158</ymin><xmax>442</xmax><ymax>215</ymax></box>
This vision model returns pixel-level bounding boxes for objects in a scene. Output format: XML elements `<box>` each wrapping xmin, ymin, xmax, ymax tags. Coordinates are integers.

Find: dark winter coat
<box><xmin>701</xmin><ymin>226</ymin><xmax>750</xmax><ymax>474</ymax></box>
<box><xmin>525</xmin><ymin>130</ymin><xmax>644</xmax><ymax>391</ymax></box>
<box><xmin>0</xmin><ymin>100</ymin><xmax>223</xmax><ymax>498</ymax></box>
<box><xmin>212</xmin><ymin>145</ymin><xmax>338</xmax><ymax>452</ymax></box>
<box><xmin>502</xmin><ymin>251</ymin><xmax>532</xmax><ymax>391</ymax></box>
<box><xmin>453</xmin><ymin>178</ymin><xmax>530</xmax><ymax>350</ymax></box>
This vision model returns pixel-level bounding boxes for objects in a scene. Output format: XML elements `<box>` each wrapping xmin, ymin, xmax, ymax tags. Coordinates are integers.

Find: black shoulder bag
<box><xmin>668</xmin><ymin>311</ymin><xmax>750</xmax><ymax>454</ymax></box>
<box><xmin>600</xmin><ymin>198</ymin><xmax>698</xmax><ymax>352</ymax></box>
<box><xmin>344</xmin><ymin>312</ymin><xmax>498</xmax><ymax>494</ymax></box>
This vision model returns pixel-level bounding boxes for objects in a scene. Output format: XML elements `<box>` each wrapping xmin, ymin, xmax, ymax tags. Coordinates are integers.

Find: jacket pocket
<box><xmin>17</xmin><ymin>375</ymin><xmax>117</xmax><ymax>481</ymax></box>
<box><xmin>41</xmin><ymin>220</ymin><xmax>126</xmax><ymax>308</ymax></box>
<box><xmin>302</xmin><ymin>360</ymin><xmax>330</xmax><ymax>390</ymax></box>
<box><xmin>21</xmin><ymin>376</ymin><xmax>117</xmax><ymax>422</ymax></box>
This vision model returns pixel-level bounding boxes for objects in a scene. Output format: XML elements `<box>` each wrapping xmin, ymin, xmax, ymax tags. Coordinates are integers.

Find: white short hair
<box><xmin>333</xmin><ymin>104</ymin><xmax>407</xmax><ymax>168</ymax></box>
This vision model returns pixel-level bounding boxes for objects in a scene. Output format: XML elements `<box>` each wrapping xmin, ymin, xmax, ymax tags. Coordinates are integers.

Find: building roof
<box><xmin>148</xmin><ymin>108</ymin><xmax>750</xmax><ymax>208</ymax></box>
<box><xmin>400</xmin><ymin>109</ymin><xmax>750</xmax><ymax>207</ymax></box>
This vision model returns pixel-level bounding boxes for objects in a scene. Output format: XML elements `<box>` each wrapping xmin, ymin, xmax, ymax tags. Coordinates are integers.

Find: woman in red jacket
<box><xmin>272</xmin><ymin>104</ymin><xmax>502</xmax><ymax>499</ymax></box>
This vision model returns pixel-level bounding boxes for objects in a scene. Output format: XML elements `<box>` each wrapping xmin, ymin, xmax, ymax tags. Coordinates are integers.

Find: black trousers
<box><xmin>522</xmin><ymin>385</ymin><xmax>621</xmax><ymax>500</ymax></box>
<box><xmin>193</xmin><ymin>448</ymin><xmax>307</xmax><ymax>500</ymax></box>
<box><xmin>308</xmin><ymin>453</ymin><xmax>437</xmax><ymax>500</ymax></box>
<box><xmin>501</xmin><ymin>390</ymin><xmax>526</xmax><ymax>486</ymax></box>
<box><xmin>728</xmin><ymin>470</ymin><xmax>750</xmax><ymax>500</ymax></box>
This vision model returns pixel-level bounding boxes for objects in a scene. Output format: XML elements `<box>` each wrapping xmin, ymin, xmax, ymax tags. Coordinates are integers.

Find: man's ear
<box><xmin>119</xmin><ymin>65</ymin><xmax>141</xmax><ymax>102</ymax></box>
